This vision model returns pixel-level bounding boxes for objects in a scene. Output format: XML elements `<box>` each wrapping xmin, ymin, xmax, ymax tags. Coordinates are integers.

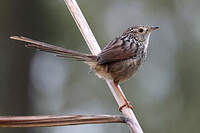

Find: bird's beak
<box><xmin>150</xmin><ymin>26</ymin><xmax>159</xmax><ymax>31</ymax></box>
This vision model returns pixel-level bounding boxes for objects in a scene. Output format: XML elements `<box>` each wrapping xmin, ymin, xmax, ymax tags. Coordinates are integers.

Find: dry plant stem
<box><xmin>0</xmin><ymin>115</ymin><xmax>124</xmax><ymax>128</ymax></box>
<box><xmin>64</xmin><ymin>0</ymin><xmax>101</xmax><ymax>55</ymax></box>
<box><xmin>64</xmin><ymin>0</ymin><xmax>144</xmax><ymax>133</ymax></box>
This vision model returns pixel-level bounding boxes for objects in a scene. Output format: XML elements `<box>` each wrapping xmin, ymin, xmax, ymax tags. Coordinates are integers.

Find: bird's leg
<box><xmin>113</xmin><ymin>81</ymin><xmax>133</xmax><ymax>112</ymax></box>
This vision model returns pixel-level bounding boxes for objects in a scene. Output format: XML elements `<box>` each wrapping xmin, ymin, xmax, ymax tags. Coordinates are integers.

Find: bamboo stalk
<box><xmin>64</xmin><ymin>0</ymin><xmax>144</xmax><ymax>133</ymax></box>
<box><xmin>0</xmin><ymin>115</ymin><xmax>125</xmax><ymax>128</ymax></box>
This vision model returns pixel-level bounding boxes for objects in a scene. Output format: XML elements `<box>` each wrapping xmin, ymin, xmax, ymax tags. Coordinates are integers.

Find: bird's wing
<box><xmin>97</xmin><ymin>38</ymin><xmax>137</xmax><ymax>64</ymax></box>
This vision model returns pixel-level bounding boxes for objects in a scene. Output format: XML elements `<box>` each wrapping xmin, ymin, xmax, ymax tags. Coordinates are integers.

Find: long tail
<box><xmin>10</xmin><ymin>36</ymin><xmax>97</xmax><ymax>62</ymax></box>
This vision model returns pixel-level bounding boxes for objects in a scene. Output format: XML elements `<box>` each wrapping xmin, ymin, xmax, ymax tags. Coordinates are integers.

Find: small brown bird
<box><xmin>10</xmin><ymin>25</ymin><xmax>159</xmax><ymax>111</ymax></box>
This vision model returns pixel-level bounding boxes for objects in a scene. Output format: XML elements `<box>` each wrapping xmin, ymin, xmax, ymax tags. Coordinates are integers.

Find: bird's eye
<box><xmin>138</xmin><ymin>28</ymin><xmax>144</xmax><ymax>33</ymax></box>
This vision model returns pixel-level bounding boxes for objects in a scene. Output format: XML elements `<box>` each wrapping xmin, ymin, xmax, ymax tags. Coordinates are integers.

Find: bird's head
<box><xmin>122</xmin><ymin>25</ymin><xmax>159</xmax><ymax>42</ymax></box>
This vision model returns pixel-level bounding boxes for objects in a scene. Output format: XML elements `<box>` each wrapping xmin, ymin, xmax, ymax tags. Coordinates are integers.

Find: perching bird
<box><xmin>10</xmin><ymin>25</ymin><xmax>159</xmax><ymax>111</ymax></box>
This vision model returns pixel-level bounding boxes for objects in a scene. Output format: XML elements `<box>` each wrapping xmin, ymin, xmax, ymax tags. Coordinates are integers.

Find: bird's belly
<box><xmin>94</xmin><ymin>58</ymin><xmax>142</xmax><ymax>82</ymax></box>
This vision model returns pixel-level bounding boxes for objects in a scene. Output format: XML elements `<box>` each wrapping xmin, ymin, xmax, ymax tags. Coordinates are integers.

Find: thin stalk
<box><xmin>64</xmin><ymin>0</ymin><xmax>144</xmax><ymax>133</ymax></box>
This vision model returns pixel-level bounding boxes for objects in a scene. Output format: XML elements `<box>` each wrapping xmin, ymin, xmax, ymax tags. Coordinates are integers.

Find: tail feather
<box><xmin>10</xmin><ymin>36</ymin><xmax>97</xmax><ymax>62</ymax></box>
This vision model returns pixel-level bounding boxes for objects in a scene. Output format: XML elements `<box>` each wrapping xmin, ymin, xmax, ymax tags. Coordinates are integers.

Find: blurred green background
<box><xmin>0</xmin><ymin>0</ymin><xmax>200</xmax><ymax>133</ymax></box>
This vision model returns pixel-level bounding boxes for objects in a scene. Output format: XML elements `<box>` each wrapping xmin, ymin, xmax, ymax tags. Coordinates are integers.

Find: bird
<box><xmin>10</xmin><ymin>25</ymin><xmax>159</xmax><ymax>111</ymax></box>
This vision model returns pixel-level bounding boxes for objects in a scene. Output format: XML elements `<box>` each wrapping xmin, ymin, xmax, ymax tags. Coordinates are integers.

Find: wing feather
<box><xmin>97</xmin><ymin>38</ymin><xmax>137</xmax><ymax>64</ymax></box>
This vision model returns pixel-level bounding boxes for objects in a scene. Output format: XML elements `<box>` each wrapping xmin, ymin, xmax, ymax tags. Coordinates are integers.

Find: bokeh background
<box><xmin>0</xmin><ymin>0</ymin><xmax>200</xmax><ymax>133</ymax></box>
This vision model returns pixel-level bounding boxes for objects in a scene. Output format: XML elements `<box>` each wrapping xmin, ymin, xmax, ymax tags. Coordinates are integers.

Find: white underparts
<box><xmin>143</xmin><ymin>33</ymin><xmax>150</xmax><ymax>53</ymax></box>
